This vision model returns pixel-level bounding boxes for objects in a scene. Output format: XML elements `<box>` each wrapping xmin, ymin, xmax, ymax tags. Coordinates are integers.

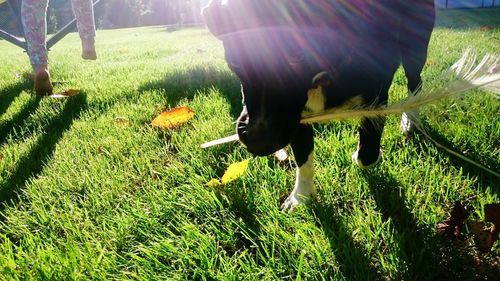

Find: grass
<box><xmin>0</xmin><ymin>10</ymin><xmax>499</xmax><ymax>281</ymax></box>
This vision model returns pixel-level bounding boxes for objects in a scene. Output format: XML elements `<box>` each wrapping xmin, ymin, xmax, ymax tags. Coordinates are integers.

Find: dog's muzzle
<box><xmin>236</xmin><ymin>107</ymin><xmax>287</xmax><ymax>156</ymax></box>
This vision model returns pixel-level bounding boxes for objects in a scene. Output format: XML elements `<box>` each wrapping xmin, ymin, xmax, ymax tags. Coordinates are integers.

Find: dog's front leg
<box><xmin>281</xmin><ymin>124</ymin><xmax>316</xmax><ymax>212</ymax></box>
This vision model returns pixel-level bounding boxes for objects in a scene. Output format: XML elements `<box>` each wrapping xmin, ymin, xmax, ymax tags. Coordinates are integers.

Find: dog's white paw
<box><xmin>281</xmin><ymin>153</ymin><xmax>316</xmax><ymax>213</ymax></box>
<box><xmin>281</xmin><ymin>193</ymin><xmax>301</xmax><ymax>213</ymax></box>
<box><xmin>400</xmin><ymin>110</ymin><xmax>419</xmax><ymax>139</ymax></box>
<box><xmin>281</xmin><ymin>192</ymin><xmax>310</xmax><ymax>213</ymax></box>
<box><xmin>352</xmin><ymin>149</ymin><xmax>383</xmax><ymax>168</ymax></box>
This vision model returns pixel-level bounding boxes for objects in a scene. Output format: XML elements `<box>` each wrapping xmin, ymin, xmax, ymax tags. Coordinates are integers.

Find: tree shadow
<box><xmin>415</xmin><ymin>122</ymin><xmax>499</xmax><ymax>194</ymax></box>
<box><xmin>0</xmin><ymin>94</ymin><xmax>88</xmax><ymax>215</ymax></box>
<box><xmin>312</xmin><ymin>199</ymin><xmax>381</xmax><ymax>280</ymax></box>
<box><xmin>361</xmin><ymin>168</ymin><xmax>499</xmax><ymax>280</ymax></box>
<box><xmin>137</xmin><ymin>65</ymin><xmax>243</xmax><ymax>119</ymax></box>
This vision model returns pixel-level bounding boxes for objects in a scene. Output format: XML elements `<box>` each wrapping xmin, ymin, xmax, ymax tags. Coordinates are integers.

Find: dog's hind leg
<box><xmin>399</xmin><ymin>2</ymin><xmax>435</xmax><ymax>138</ymax></box>
<box><xmin>400</xmin><ymin>47</ymin><xmax>427</xmax><ymax>138</ymax></box>
<box><xmin>281</xmin><ymin>125</ymin><xmax>316</xmax><ymax>212</ymax></box>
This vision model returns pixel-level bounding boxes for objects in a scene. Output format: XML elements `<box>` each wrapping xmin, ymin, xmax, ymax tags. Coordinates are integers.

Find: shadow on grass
<box><xmin>215</xmin><ymin>185</ymin><xmax>263</xmax><ymax>255</ymax></box>
<box><xmin>0</xmin><ymin>95</ymin><xmax>42</xmax><ymax>144</ymax></box>
<box><xmin>0</xmin><ymin>94</ymin><xmax>87</xmax><ymax>216</ymax></box>
<box><xmin>0</xmin><ymin>79</ymin><xmax>31</xmax><ymax>117</ymax></box>
<box><xmin>362</xmin><ymin>168</ymin><xmax>439</xmax><ymax>279</ymax></box>
<box><xmin>415</xmin><ymin>123</ymin><xmax>500</xmax><ymax>194</ymax></box>
<box><xmin>313</xmin><ymin>200</ymin><xmax>381</xmax><ymax>280</ymax></box>
<box><xmin>137</xmin><ymin>65</ymin><xmax>243</xmax><ymax>119</ymax></box>
<box><xmin>361</xmin><ymin>168</ymin><xmax>499</xmax><ymax>280</ymax></box>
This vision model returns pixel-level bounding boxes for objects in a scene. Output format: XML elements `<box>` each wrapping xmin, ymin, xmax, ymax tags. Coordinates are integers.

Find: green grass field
<box><xmin>0</xmin><ymin>10</ymin><xmax>499</xmax><ymax>280</ymax></box>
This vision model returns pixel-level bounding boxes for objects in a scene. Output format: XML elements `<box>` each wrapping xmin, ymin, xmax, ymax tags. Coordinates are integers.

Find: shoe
<box><xmin>34</xmin><ymin>68</ymin><xmax>53</xmax><ymax>96</ymax></box>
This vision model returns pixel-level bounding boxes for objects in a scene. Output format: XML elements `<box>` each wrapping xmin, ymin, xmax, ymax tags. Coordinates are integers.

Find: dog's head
<box><xmin>203</xmin><ymin>0</ymin><xmax>340</xmax><ymax>156</ymax></box>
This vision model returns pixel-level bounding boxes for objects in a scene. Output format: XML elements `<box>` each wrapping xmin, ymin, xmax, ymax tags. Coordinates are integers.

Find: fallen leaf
<box><xmin>207</xmin><ymin>159</ymin><xmax>250</xmax><ymax>187</ymax></box>
<box><xmin>221</xmin><ymin>159</ymin><xmax>249</xmax><ymax>184</ymax></box>
<box><xmin>437</xmin><ymin>202</ymin><xmax>469</xmax><ymax>239</ymax></box>
<box><xmin>483</xmin><ymin>203</ymin><xmax>500</xmax><ymax>250</ymax></box>
<box><xmin>468</xmin><ymin>220</ymin><xmax>492</xmax><ymax>252</ymax></box>
<box><xmin>474</xmin><ymin>227</ymin><xmax>496</xmax><ymax>252</ymax></box>
<box><xmin>114</xmin><ymin>116</ymin><xmax>130</xmax><ymax>126</ymax></box>
<box><xmin>484</xmin><ymin>203</ymin><xmax>500</xmax><ymax>233</ymax></box>
<box><xmin>468</xmin><ymin>220</ymin><xmax>485</xmax><ymax>235</ymax></box>
<box><xmin>151</xmin><ymin>106</ymin><xmax>195</xmax><ymax>129</ymax></box>
<box><xmin>49</xmin><ymin>89</ymin><xmax>79</xmax><ymax>99</ymax></box>
<box><xmin>207</xmin><ymin>178</ymin><xmax>222</xmax><ymax>187</ymax></box>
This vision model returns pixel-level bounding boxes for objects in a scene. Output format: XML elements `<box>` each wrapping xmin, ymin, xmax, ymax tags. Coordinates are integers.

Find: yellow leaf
<box><xmin>151</xmin><ymin>106</ymin><xmax>195</xmax><ymax>129</ymax></box>
<box><xmin>49</xmin><ymin>89</ymin><xmax>80</xmax><ymax>99</ymax></box>
<box><xmin>221</xmin><ymin>159</ymin><xmax>249</xmax><ymax>184</ymax></box>
<box><xmin>207</xmin><ymin>178</ymin><xmax>222</xmax><ymax>187</ymax></box>
<box><xmin>206</xmin><ymin>160</ymin><xmax>250</xmax><ymax>187</ymax></box>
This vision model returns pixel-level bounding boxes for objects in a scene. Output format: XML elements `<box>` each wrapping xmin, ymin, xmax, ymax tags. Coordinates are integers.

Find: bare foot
<box><xmin>81</xmin><ymin>38</ymin><xmax>97</xmax><ymax>60</ymax></box>
<box><xmin>34</xmin><ymin>66</ymin><xmax>53</xmax><ymax>96</ymax></box>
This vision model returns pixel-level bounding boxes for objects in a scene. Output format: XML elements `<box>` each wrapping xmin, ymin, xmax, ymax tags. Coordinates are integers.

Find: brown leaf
<box><xmin>113</xmin><ymin>116</ymin><xmax>130</xmax><ymax>126</ymax></box>
<box><xmin>484</xmin><ymin>203</ymin><xmax>500</xmax><ymax>234</ymax></box>
<box><xmin>437</xmin><ymin>202</ymin><xmax>469</xmax><ymax>239</ymax></box>
<box><xmin>151</xmin><ymin>106</ymin><xmax>195</xmax><ymax>129</ymax></box>
<box><xmin>474</xmin><ymin>227</ymin><xmax>496</xmax><ymax>252</ymax></box>
<box><xmin>483</xmin><ymin>203</ymin><xmax>500</xmax><ymax>250</ymax></box>
<box><xmin>467</xmin><ymin>220</ymin><xmax>485</xmax><ymax>235</ymax></box>
<box><xmin>49</xmin><ymin>89</ymin><xmax>80</xmax><ymax>99</ymax></box>
<box><xmin>480</xmin><ymin>26</ymin><xmax>493</xmax><ymax>31</ymax></box>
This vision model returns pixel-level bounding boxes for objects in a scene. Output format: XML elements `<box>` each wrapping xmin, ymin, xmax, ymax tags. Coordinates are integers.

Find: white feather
<box><xmin>301</xmin><ymin>51</ymin><xmax>500</xmax><ymax>124</ymax></box>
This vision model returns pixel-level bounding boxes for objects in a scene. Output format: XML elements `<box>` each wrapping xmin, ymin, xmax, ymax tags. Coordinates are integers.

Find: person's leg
<box><xmin>21</xmin><ymin>0</ymin><xmax>52</xmax><ymax>95</ymax></box>
<box><xmin>71</xmin><ymin>0</ymin><xmax>97</xmax><ymax>60</ymax></box>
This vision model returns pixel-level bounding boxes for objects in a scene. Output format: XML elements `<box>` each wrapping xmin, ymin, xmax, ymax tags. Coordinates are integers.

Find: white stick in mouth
<box><xmin>200</xmin><ymin>134</ymin><xmax>239</xmax><ymax>148</ymax></box>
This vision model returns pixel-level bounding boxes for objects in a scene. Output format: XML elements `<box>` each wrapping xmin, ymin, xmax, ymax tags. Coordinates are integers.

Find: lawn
<box><xmin>0</xmin><ymin>9</ymin><xmax>499</xmax><ymax>281</ymax></box>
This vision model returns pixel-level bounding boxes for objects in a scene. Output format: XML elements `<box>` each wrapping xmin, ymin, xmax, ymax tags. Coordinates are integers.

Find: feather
<box><xmin>301</xmin><ymin>50</ymin><xmax>500</xmax><ymax>124</ymax></box>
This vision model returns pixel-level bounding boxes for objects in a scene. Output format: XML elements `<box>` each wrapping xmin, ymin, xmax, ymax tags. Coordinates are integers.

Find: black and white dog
<box><xmin>203</xmin><ymin>0</ymin><xmax>435</xmax><ymax>211</ymax></box>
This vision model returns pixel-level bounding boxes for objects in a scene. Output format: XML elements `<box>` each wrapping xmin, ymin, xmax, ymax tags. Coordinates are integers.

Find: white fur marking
<box><xmin>273</xmin><ymin>148</ymin><xmax>289</xmax><ymax>162</ymax></box>
<box><xmin>400</xmin><ymin>109</ymin><xmax>420</xmax><ymax>138</ymax></box>
<box><xmin>281</xmin><ymin>152</ymin><xmax>316</xmax><ymax>212</ymax></box>
<box><xmin>304</xmin><ymin>87</ymin><xmax>325</xmax><ymax>114</ymax></box>
<box><xmin>352</xmin><ymin>149</ymin><xmax>383</xmax><ymax>168</ymax></box>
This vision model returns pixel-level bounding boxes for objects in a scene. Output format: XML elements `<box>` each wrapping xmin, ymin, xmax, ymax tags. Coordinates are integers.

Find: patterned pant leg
<box><xmin>21</xmin><ymin>0</ymin><xmax>49</xmax><ymax>66</ymax></box>
<box><xmin>71</xmin><ymin>0</ymin><xmax>96</xmax><ymax>40</ymax></box>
